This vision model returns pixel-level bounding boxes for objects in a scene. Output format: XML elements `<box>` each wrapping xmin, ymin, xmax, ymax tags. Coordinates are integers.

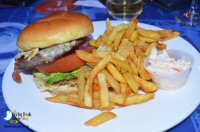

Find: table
<box><xmin>0</xmin><ymin>0</ymin><xmax>200</xmax><ymax>132</ymax></box>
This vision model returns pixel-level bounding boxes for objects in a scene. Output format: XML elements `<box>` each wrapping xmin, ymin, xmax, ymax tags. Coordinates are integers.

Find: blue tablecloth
<box><xmin>0</xmin><ymin>0</ymin><xmax>200</xmax><ymax>132</ymax></box>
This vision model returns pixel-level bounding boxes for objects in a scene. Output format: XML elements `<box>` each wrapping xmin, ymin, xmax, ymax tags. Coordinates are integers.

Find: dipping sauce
<box><xmin>146</xmin><ymin>48</ymin><xmax>191</xmax><ymax>74</ymax></box>
<box><xmin>144</xmin><ymin>48</ymin><xmax>193</xmax><ymax>90</ymax></box>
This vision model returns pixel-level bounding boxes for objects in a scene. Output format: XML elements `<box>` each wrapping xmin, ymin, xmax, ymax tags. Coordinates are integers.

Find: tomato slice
<box><xmin>38</xmin><ymin>48</ymin><xmax>92</xmax><ymax>75</ymax></box>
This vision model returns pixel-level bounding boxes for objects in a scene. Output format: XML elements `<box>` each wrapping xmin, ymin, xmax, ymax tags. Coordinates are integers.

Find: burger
<box><xmin>12</xmin><ymin>12</ymin><xmax>94</xmax><ymax>93</ymax></box>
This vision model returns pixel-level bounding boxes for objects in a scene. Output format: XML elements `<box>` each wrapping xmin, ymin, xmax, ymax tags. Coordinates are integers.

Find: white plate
<box><xmin>3</xmin><ymin>21</ymin><xmax>200</xmax><ymax>132</ymax></box>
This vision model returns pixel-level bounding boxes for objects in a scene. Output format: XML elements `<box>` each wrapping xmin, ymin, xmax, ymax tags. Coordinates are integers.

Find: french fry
<box><xmin>156</xmin><ymin>42</ymin><xmax>167</xmax><ymax>51</ymax></box>
<box><xmin>85</xmin><ymin>112</ymin><xmax>117</xmax><ymax>126</ymax></box>
<box><xmin>106</xmin><ymin>24</ymin><xmax>128</xmax><ymax>46</ymax></box>
<box><xmin>78</xmin><ymin>67</ymin><xmax>85</xmax><ymax>102</ymax></box>
<box><xmin>115</xmin><ymin>65</ymin><xmax>121</xmax><ymax>71</ymax></box>
<box><xmin>96</xmin><ymin>35</ymin><xmax>103</xmax><ymax>47</ymax></box>
<box><xmin>123</xmin><ymin>72</ymin><xmax>139</xmax><ymax>93</ymax></box>
<box><xmin>102</xmin><ymin>70</ymin><xmax>120</xmax><ymax>93</ymax></box>
<box><xmin>93</xmin><ymin>99</ymin><xmax>115</xmax><ymax>110</ymax></box>
<box><xmin>137</xmin><ymin>56</ymin><xmax>152</xmax><ymax>80</ymax></box>
<box><xmin>120</xmin><ymin>68</ymin><xmax>127</xmax><ymax>74</ymax></box>
<box><xmin>92</xmin><ymin>85</ymin><xmax>114</xmax><ymax>111</ymax></box>
<box><xmin>160</xmin><ymin>32</ymin><xmax>180</xmax><ymax>42</ymax></box>
<box><xmin>113</xmin><ymin>29</ymin><xmax>125</xmax><ymax>51</ymax></box>
<box><xmin>126</xmin><ymin>86</ymin><xmax>133</xmax><ymax>96</ymax></box>
<box><xmin>170</xmin><ymin>32</ymin><xmax>180</xmax><ymax>40</ymax></box>
<box><xmin>106</xmin><ymin>45</ymin><xmax>113</xmax><ymax>52</ymax></box>
<box><xmin>49</xmin><ymin>88</ymin><xmax>77</xmax><ymax>95</ymax></box>
<box><xmin>133</xmin><ymin>75</ymin><xmax>157</xmax><ymax>92</ymax></box>
<box><xmin>124</xmin><ymin>18</ymin><xmax>138</xmax><ymax>38</ymax></box>
<box><xmin>117</xmin><ymin>39</ymin><xmax>132</xmax><ymax>58</ymax></box>
<box><xmin>111</xmin><ymin>58</ymin><xmax>135</xmax><ymax>74</ymax></box>
<box><xmin>140</xmin><ymin>79</ymin><xmax>158</xmax><ymax>93</ymax></box>
<box><xmin>127</xmin><ymin>54</ymin><xmax>132</xmax><ymax>62</ymax></box>
<box><xmin>93</xmin><ymin>99</ymin><xmax>100</xmax><ymax>110</ymax></box>
<box><xmin>157</xmin><ymin>29</ymin><xmax>173</xmax><ymax>39</ymax></box>
<box><xmin>109</xmin><ymin>91</ymin><xmax>124</xmax><ymax>105</ymax></box>
<box><xmin>120</xmin><ymin>83</ymin><xmax>127</xmax><ymax>97</ymax></box>
<box><xmin>130</xmin><ymin>47</ymin><xmax>138</xmax><ymax>65</ymax></box>
<box><xmin>84</xmin><ymin>54</ymin><xmax>112</xmax><ymax>107</ymax></box>
<box><xmin>93</xmin><ymin>77</ymin><xmax>98</xmax><ymax>84</ymax></box>
<box><xmin>107</xmin><ymin>63</ymin><xmax>126</xmax><ymax>83</ymax></box>
<box><xmin>46</xmin><ymin>93</ymin><xmax>77</xmax><ymax>103</ymax></box>
<box><xmin>144</xmin><ymin>42</ymin><xmax>157</xmax><ymax>57</ymax></box>
<box><xmin>92</xmin><ymin>51</ymin><xmax>109</xmax><ymax>58</ymax></box>
<box><xmin>76</xmin><ymin>50</ymin><xmax>101</xmax><ymax>63</ymax></box>
<box><xmin>135</xmin><ymin>47</ymin><xmax>144</xmax><ymax>57</ymax></box>
<box><xmin>46</xmin><ymin>93</ymin><xmax>89</xmax><ymax>109</ymax></box>
<box><xmin>112</xmin><ymin>52</ymin><xmax>126</xmax><ymax>61</ymax></box>
<box><xmin>86</xmin><ymin>62</ymin><xmax>96</xmax><ymax>68</ymax></box>
<box><xmin>133</xmin><ymin>75</ymin><xmax>141</xmax><ymax>84</ymax></box>
<box><xmin>102</xmin><ymin>31</ymin><xmax>109</xmax><ymax>44</ymax></box>
<box><xmin>123</xmin><ymin>93</ymin><xmax>155</xmax><ymax>105</ymax></box>
<box><xmin>107</xmin><ymin>82</ymin><xmax>112</xmax><ymax>88</ymax></box>
<box><xmin>138</xmin><ymin>36</ymin><xmax>157</xmax><ymax>43</ymax></box>
<box><xmin>92</xmin><ymin>51</ymin><xmax>125</xmax><ymax>61</ymax></box>
<box><xmin>89</xmin><ymin>40</ymin><xmax>98</xmax><ymax>47</ymax></box>
<box><xmin>137</xmin><ymin>27</ymin><xmax>160</xmax><ymax>39</ymax></box>
<box><xmin>133</xmin><ymin>39</ymin><xmax>149</xmax><ymax>49</ymax></box>
<box><xmin>98</xmin><ymin>73</ymin><xmax>109</xmax><ymax>108</ymax></box>
<box><xmin>93</xmin><ymin>86</ymin><xmax>100</xmax><ymax>99</ymax></box>
<box><xmin>83</xmin><ymin>68</ymin><xmax>91</xmax><ymax>79</ymax></box>
<box><xmin>130</xmin><ymin>31</ymin><xmax>138</xmax><ymax>41</ymax></box>
<box><xmin>106</xmin><ymin>18</ymin><xmax>113</xmax><ymax>34</ymax></box>
<box><xmin>129</xmin><ymin>60</ymin><xmax>138</xmax><ymax>75</ymax></box>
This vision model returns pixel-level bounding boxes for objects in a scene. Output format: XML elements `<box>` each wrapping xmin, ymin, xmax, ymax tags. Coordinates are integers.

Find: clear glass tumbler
<box><xmin>107</xmin><ymin>0</ymin><xmax>144</xmax><ymax>21</ymax></box>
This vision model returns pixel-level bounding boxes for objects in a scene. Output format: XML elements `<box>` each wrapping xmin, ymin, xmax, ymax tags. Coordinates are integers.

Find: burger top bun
<box><xmin>17</xmin><ymin>12</ymin><xmax>94</xmax><ymax>51</ymax></box>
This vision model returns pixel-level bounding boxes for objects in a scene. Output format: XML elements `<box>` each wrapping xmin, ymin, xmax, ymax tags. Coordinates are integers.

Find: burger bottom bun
<box><xmin>33</xmin><ymin>73</ymin><xmax>78</xmax><ymax>95</ymax></box>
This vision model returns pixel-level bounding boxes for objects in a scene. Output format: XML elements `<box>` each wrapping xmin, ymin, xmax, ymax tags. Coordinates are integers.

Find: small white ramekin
<box><xmin>144</xmin><ymin>50</ymin><xmax>193</xmax><ymax>90</ymax></box>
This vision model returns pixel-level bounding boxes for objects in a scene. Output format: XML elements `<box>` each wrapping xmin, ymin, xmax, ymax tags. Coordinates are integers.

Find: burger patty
<box><xmin>15</xmin><ymin>37</ymin><xmax>88</xmax><ymax>72</ymax></box>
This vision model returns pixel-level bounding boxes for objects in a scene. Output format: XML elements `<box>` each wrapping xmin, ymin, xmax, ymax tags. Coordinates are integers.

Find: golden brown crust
<box><xmin>18</xmin><ymin>12</ymin><xmax>94</xmax><ymax>51</ymax></box>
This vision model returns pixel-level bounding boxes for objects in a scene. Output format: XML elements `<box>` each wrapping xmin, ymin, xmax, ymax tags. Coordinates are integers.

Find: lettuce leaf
<box><xmin>42</xmin><ymin>69</ymin><xmax>80</xmax><ymax>85</ymax></box>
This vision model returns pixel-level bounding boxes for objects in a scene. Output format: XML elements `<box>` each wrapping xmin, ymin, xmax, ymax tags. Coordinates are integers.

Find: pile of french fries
<box><xmin>46</xmin><ymin>18</ymin><xmax>180</xmax><ymax>126</ymax></box>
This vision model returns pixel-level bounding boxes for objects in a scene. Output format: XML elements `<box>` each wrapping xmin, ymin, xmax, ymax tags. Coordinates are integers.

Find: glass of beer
<box><xmin>107</xmin><ymin>0</ymin><xmax>144</xmax><ymax>21</ymax></box>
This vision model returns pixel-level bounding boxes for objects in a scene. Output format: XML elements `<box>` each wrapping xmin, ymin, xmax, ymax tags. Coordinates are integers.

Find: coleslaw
<box><xmin>144</xmin><ymin>48</ymin><xmax>193</xmax><ymax>90</ymax></box>
<box><xmin>146</xmin><ymin>48</ymin><xmax>191</xmax><ymax>74</ymax></box>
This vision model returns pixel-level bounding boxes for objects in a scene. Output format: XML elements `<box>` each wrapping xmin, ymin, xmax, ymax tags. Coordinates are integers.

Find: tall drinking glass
<box><xmin>107</xmin><ymin>0</ymin><xmax>144</xmax><ymax>21</ymax></box>
<box><xmin>176</xmin><ymin>0</ymin><xmax>200</xmax><ymax>26</ymax></box>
